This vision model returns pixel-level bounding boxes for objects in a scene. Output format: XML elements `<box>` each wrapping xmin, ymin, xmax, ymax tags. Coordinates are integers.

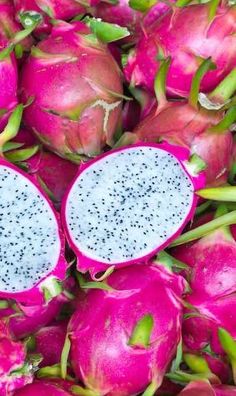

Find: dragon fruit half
<box><xmin>134</xmin><ymin>59</ymin><xmax>235</xmax><ymax>186</ymax></box>
<box><xmin>62</xmin><ymin>142</ymin><xmax>204</xmax><ymax>276</ymax></box>
<box><xmin>68</xmin><ymin>263</ymin><xmax>186</xmax><ymax>395</ymax></box>
<box><xmin>178</xmin><ymin>381</ymin><xmax>236</xmax><ymax>395</ymax></box>
<box><xmin>0</xmin><ymin>320</ymin><xmax>35</xmax><ymax>395</ymax></box>
<box><xmin>124</xmin><ymin>3</ymin><xmax>236</xmax><ymax>98</ymax></box>
<box><xmin>0</xmin><ymin>154</ymin><xmax>68</xmax><ymax>305</ymax></box>
<box><xmin>20</xmin><ymin>21</ymin><xmax>123</xmax><ymax>160</ymax></box>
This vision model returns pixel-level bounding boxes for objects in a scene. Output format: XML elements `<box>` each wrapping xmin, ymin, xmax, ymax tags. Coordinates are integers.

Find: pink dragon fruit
<box><xmin>14</xmin><ymin>0</ymin><xmax>52</xmax><ymax>37</ymax></box>
<box><xmin>0</xmin><ymin>153</ymin><xmax>68</xmax><ymax>305</ymax></box>
<box><xmin>25</xmin><ymin>151</ymin><xmax>78</xmax><ymax>207</ymax></box>
<box><xmin>68</xmin><ymin>263</ymin><xmax>186</xmax><ymax>394</ymax></box>
<box><xmin>124</xmin><ymin>3</ymin><xmax>236</xmax><ymax>98</ymax></box>
<box><xmin>178</xmin><ymin>381</ymin><xmax>236</xmax><ymax>395</ymax></box>
<box><xmin>0</xmin><ymin>320</ymin><xmax>35</xmax><ymax>395</ymax></box>
<box><xmin>34</xmin><ymin>321</ymin><xmax>67</xmax><ymax>367</ymax></box>
<box><xmin>62</xmin><ymin>142</ymin><xmax>204</xmax><ymax>277</ymax></box>
<box><xmin>14</xmin><ymin>380</ymin><xmax>74</xmax><ymax>395</ymax></box>
<box><xmin>134</xmin><ymin>59</ymin><xmax>235</xmax><ymax>186</ymax></box>
<box><xmin>0</xmin><ymin>42</ymin><xmax>18</xmax><ymax>131</ymax></box>
<box><xmin>0</xmin><ymin>297</ymin><xmax>66</xmax><ymax>339</ymax></box>
<box><xmin>20</xmin><ymin>21</ymin><xmax>124</xmax><ymax>160</ymax></box>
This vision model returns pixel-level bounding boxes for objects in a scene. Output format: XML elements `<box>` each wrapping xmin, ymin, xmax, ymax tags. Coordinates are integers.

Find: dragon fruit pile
<box><xmin>1</xmin><ymin>0</ymin><xmax>236</xmax><ymax>395</ymax></box>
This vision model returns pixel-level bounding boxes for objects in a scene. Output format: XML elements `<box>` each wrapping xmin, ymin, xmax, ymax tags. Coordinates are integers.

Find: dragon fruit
<box><xmin>25</xmin><ymin>151</ymin><xmax>78</xmax><ymax>207</ymax></box>
<box><xmin>0</xmin><ymin>43</ymin><xmax>18</xmax><ymax>131</ymax></box>
<box><xmin>0</xmin><ymin>320</ymin><xmax>35</xmax><ymax>395</ymax></box>
<box><xmin>34</xmin><ymin>321</ymin><xmax>67</xmax><ymax>367</ymax></box>
<box><xmin>178</xmin><ymin>381</ymin><xmax>236</xmax><ymax>395</ymax></box>
<box><xmin>0</xmin><ymin>297</ymin><xmax>66</xmax><ymax>339</ymax></box>
<box><xmin>134</xmin><ymin>59</ymin><xmax>235</xmax><ymax>186</ymax></box>
<box><xmin>68</xmin><ymin>263</ymin><xmax>185</xmax><ymax>394</ymax></box>
<box><xmin>14</xmin><ymin>380</ymin><xmax>74</xmax><ymax>395</ymax></box>
<box><xmin>20</xmin><ymin>21</ymin><xmax>123</xmax><ymax>160</ymax></box>
<box><xmin>0</xmin><ymin>0</ymin><xmax>33</xmax><ymax>52</ymax></box>
<box><xmin>62</xmin><ymin>142</ymin><xmax>204</xmax><ymax>276</ymax></box>
<box><xmin>0</xmin><ymin>154</ymin><xmax>68</xmax><ymax>305</ymax></box>
<box><xmin>124</xmin><ymin>3</ymin><xmax>236</xmax><ymax>98</ymax></box>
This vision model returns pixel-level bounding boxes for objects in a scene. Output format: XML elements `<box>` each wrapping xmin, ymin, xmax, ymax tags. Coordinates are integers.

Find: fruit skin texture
<box><xmin>34</xmin><ymin>321</ymin><xmax>67</xmax><ymax>367</ymax></box>
<box><xmin>69</xmin><ymin>264</ymin><xmax>186</xmax><ymax>395</ymax></box>
<box><xmin>20</xmin><ymin>21</ymin><xmax>123</xmax><ymax>160</ymax></box>
<box><xmin>62</xmin><ymin>142</ymin><xmax>205</xmax><ymax>277</ymax></box>
<box><xmin>177</xmin><ymin>381</ymin><xmax>236</xmax><ymax>395</ymax></box>
<box><xmin>134</xmin><ymin>101</ymin><xmax>233</xmax><ymax>186</ymax></box>
<box><xmin>172</xmin><ymin>218</ymin><xmax>236</xmax><ymax>355</ymax></box>
<box><xmin>0</xmin><ymin>158</ymin><xmax>67</xmax><ymax>306</ymax></box>
<box><xmin>0</xmin><ymin>320</ymin><xmax>33</xmax><ymax>395</ymax></box>
<box><xmin>0</xmin><ymin>42</ymin><xmax>18</xmax><ymax>131</ymax></box>
<box><xmin>124</xmin><ymin>4</ymin><xmax>236</xmax><ymax>97</ymax></box>
<box><xmin>13</xmin><ymin>380</ymin><xmax>74</xmax><ymax>396</ymax></box>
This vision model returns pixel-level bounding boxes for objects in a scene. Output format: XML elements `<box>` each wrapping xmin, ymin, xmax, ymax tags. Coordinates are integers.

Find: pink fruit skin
<box><xmin>93</xmin><ymin>0</ymin><xmax>143</xmax><ymax>42</ymax></box>
<box><xmin>34</xmin><ymin>321</ymin><xmax>67</xmax><ymax>367</ymax></box>
<box><xmin>0</xmin><ymin>320</ymin><xmax>33</xmax><ymax>395</ymax></box>
<box><xmin>0</xmin><ymin>42</ymin><xmax>18</xmax><ymax>131</ymax></box>
<box><xmin>14</xmin><ymin>0</ymin><xmax>52</xmax><ymax>37</ymax></box>
<box><xmin>35</xmin><ymin>0</ymin><xmax>85</xmax><ymax>20</ymax></box>
<box><xmin>172</xmin><ymin>219</ymin><xmax>236</xmax><ymax>355</ymax></box>
<box><xmin>26</xmin><ymin>150</ymin><xmax>78</xmax><ymax>205</ymax></box>
<box><xmin>20</xmin><ymin>21</ymin><xmax>123</xmax><ymax>159</ymax></box>
<box><xmin>0</xmin><ymin>158</ymin><xmax>67</xmax><ymax>306</ymax></box>
<box><xmin>0</xmin><ymin>1</ymin><xmax>33</xmax><ymax>51</ymax></box>
<box><xmin>6</xmin><ymin>298</ymin><xmax>65</xmax><ymax>339</ymax></box>
<box><xmin>178</xmin><ymin>381</ymin><xmax>236</xmax><ymax>396</ymax></box>
<box><xmin>134</xmin><ymin>102</ymin><xmax>233</xmax><ymax>186</ymax></box>
<box><xmin>124</xmin><ymin>4</ymin><xmax>236</xmax><ymax>97</ymax></box>
<box><xmin>69</xmin><ymin>264</ymin><xmax>186</xmax><ymax>395</ymax></box>
<box><xmin>62</xmin><ymin>142</ymin><xmax>205</xmax><ymax>277</ymax></box>
<box><xmin>14</xmin><ymin>380</ymin><xmax>73</xmax><ymax>395</ymax></box>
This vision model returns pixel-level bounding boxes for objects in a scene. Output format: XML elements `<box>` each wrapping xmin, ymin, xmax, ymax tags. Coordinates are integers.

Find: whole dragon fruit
<box><xmin>170</xmin><ymin>207</ymin><xmax>236</xmax><ymax>381</ymax></box>
<box><xmin>134</xmin><ymin>59</ymin><xmax>235</xmax><ymax>186</ymax></box>
<box><xmin>20</xmin><ymin>21</ymin><xmax>123</xmax><ymax>160</ymax></box>
<box><xmin>62</xmin><ymin>142</ymin><xmax>204</xmax><ymax>276</ymax></box>
<box><xmin>178</xmin><ymin>381</ymin><xmax>236</xmax><ymax>395</ymax></box>
<box><xmin>0</xmin><ymin>320</ymin><xmax>35</xmax><ymax>395</ymax></box>
<box><xmin>68</xmin><ymin>263</ymin><xmax>186</xmax><ymax>395</ymax></box>
<box><xmin>124</xmin><ymin>3</ymin><xmax>236</xmax><ymax>98</ymax></box>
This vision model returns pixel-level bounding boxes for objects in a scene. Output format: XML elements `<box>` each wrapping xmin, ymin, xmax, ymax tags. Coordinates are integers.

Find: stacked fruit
<box><xmin>0</xmin><ymin>0</ymin><xmax>236</xmax><ymax>395</ymax></box>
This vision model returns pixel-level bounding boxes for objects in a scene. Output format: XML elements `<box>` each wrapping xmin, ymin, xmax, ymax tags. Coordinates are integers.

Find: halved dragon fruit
<box><xmin>68</xmin><ymin>263</ymin><xmax>186</xmax><ymax>395</ymax></box>
<box><xmin>62</xmin><ymin>142</ymin><xmax>204</xmax><ymax>276</ymax></box>
<box><xmin>20</xmin><ymin>20</ymin><xmax>124</xmax><ymax>160</ymax></box>
<box><xmin>124</xmin><ymin>3</ymin><xmax>236</xmax><ymax>98</ymax></box>
<box><xmin>0</xmin><ymin>320</ymin><xmax>35</xmax><ymax>395</ymax></box>
<box><xmin>0</xmin><ymin>158</ymin><xmax>67</xmax><ymax>305</ymax></box>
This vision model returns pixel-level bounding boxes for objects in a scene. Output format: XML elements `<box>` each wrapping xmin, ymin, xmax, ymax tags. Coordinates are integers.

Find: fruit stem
<box><xmin>208</xmin><ymin>106</ymin><xmax>236</xmax><ymax>133</ymax></box>
<box><xmin>129</xmin><ymin>0</ymin><xmax>157</xmax><ymax>12</ymax></box>
<box><xmin>175</xmin><ymin>0</ymin><xmax>192</xmax><ymax>7</ymax></box>
<box><xmin>183</xmin><ymin>353</ymin><xmax>211</xmax><ymax>374</ymax></box>
<box><xmin>218</xmin><ymin>327</ymin><xmax>236</xmax><ymax>384</ymax></box>
<box><xmin>61</xmin><ymin>334</ymin><xmax>71</xmax><ymax>380</ymax></box>
<box><xmin>207</xmin><ymin>0</ymin><xmax>220</xmax><ymax>22</ymax></box>
<box><xmin>170</xmin><ymin>210</ymin><xmax>236</xmax><ymax>246</ymax></box>
<box><xmin>209</xmin><ymin>68</ymin><xmax>236</xmax><ymax>103</ymax></box>
<box><xmin>0</xmin><ymin>105</ymin><xmax>23</xmax><ymax>157</ymax></box>
<box><xmin>128</xmin><ymin>314</ymin><xmax>154</xmax><ymax>348</ymax></box>
<box><xmin>154</xmin><ymin>57</ymin><xmax>171</xmax><ymax>109</ymax></box>
<box><xmin>142</xmin><ymin>380</ymin><xmax>159</xmax><ymax>396</ymax></box>
<box><xmin>197</xmin><ymin>186</ymin><xmax>236</xmax><ymax>201</ymax></box>
<box><xmin>189</xmin><ymin>57</ymin><xmax>216</xmax><ymax>109</ymax></box>
<box><xmin>71</xmin><ymin>385</ymin><xmax>100</xmax><ymax>396</ymax></box>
